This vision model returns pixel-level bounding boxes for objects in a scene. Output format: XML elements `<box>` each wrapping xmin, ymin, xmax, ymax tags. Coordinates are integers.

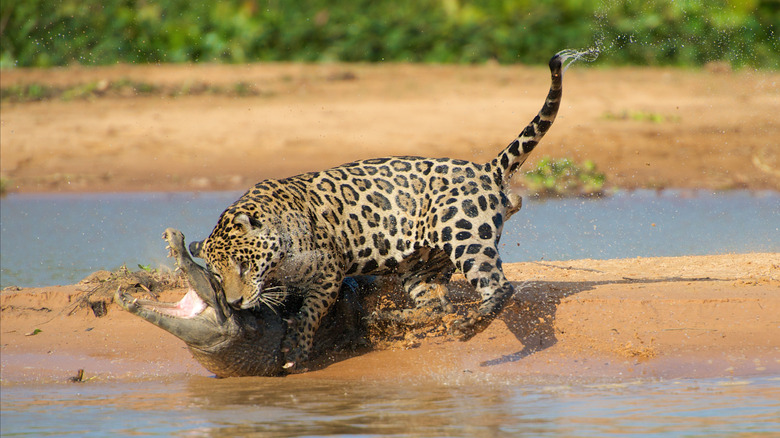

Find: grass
<box><xmin>602</xmin><ymin>110</ymin><xmax>681</xmax><ymax>123</ymax></box>
<box><xmin>0</xmin><ymin>176</ymin><xmax>10</xmax><ymax>196</ymax></box>
<box><xmin>522</xmin><ymin>157</ymin><xmax>607</xmax><ymax>198</ymax></box>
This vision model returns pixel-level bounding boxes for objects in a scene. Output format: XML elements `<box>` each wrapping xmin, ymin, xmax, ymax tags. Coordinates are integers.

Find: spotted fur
<box><xmin>194</xmin><ymin>50</ymin><xmax>579</xmax><ymax>369</ymax></box>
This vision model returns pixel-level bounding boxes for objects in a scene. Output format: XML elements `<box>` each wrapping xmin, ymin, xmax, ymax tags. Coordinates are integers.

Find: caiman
<box><xmin>115</xmin><ymin>228</ymin><xmax>372</xmax><ymax>377</ymax></box>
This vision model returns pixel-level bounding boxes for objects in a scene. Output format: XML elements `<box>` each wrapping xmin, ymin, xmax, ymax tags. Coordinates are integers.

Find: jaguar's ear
<box><xmin>232</xmin><ymin>213</ymin><xmax>261</xmax><ymax>235</ymax></box>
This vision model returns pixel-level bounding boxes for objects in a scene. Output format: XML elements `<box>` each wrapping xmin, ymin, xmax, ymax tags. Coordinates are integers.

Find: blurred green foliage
<box><xmin>1</xmin><ymin>0</ymin><xmax>777</xmax><ymax>68</ymax></box>
<box><xmin>523</xmin><ymin>157</ymin><xmax>607</xmax><ymax>197</ymax></box>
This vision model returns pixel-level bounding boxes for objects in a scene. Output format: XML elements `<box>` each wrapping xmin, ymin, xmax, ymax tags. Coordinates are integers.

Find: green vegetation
<box><xmin>0</xmin><ymin>176</ymin><xmax>10</xmax><ymax>196</ymax></box>
<box><xmin>523</xmin><ymin>157</ymin><xmax>607</xmax><ymax>198</ymax></box>
<box><xmin>1</xmin><ymin>0</ymin><xmax>777</xmax><ymax>68</ymax></box>
<box><xmin>602</xmin><ymin>110</ymin><xmax>681</xmax><ymax>123</ymax></box>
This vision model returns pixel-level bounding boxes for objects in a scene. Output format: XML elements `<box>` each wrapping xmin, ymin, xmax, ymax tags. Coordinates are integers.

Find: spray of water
<box><xmin>557</xmin><ymin>47</ymin><xmax>601</xmax><ymax>73</ymax></box>
<box><xmin>585</xmin><ymin>0</ymin><xmax>778</xmax><ymax>68</ymax></box>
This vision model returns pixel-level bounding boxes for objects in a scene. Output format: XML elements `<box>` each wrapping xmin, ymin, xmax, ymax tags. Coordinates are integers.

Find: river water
<box><xmin>2</xmin><ymin>189</ymin><xmax>779</xmax><ymax>436</ymax></box>
<box><xmin>2</xmin><ymin>375</ymin><xmax>779</xmax><ymax>436</ymax></box>
<box><xmin>1</xmin><ymin>189</ymin><xmax>778</xmax><ymax>288</ymax></box>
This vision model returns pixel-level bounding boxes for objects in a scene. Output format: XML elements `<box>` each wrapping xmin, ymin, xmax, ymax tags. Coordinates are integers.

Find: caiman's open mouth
<box><xmin>115</xmin><ymin>228</ymin><xmax>226</xmax><ymax>325</ymax></box>
<box><xmin>126</xmin><ymin>288</ymin><xmax>208</xmax><ymax>319</ymax></box>
<box><xmin>114</xmin><ymin>227</ymin><xmax>378</xmax><ymax>377</ymax></box>
<box><xmin>114</xmin><ymin>228</ymin><xmax>294</xmax><ymax>377</ymax></box>
<box><xmin>116</xmin><ymin>287</ymin><xmax>210</xmax><ymax>319</ymax></box>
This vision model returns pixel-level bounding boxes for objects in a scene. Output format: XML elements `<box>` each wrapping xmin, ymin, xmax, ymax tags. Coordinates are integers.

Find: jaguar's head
<box><xmin>194</xmin><ymin>211</ymin><xmax>285</xmax><ymax>310</ymax></box>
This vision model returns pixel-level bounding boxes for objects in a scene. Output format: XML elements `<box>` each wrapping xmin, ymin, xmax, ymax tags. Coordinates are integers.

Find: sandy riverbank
<box><xmin>2</xmin><ymin>253</ymin><xmax>777</xmax><ymax>384</ymax></box>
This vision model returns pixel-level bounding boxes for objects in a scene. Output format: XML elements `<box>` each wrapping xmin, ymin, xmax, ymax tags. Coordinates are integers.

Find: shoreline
<box><xmin>2</xmin><ymin>253</ymin><xmax>778</xmax><ymax>385</ymax></box>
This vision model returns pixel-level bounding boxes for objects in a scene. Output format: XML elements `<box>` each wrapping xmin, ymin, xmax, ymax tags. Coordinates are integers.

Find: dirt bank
<box><xmin>2</xmin><ymin>253</ymin><xmax>777</xmax><ymax>384</ymax></box>
<box><xmin>1</xmin><ymin>63</ymin><xmax>779</xmax><ymax>194</ymax></box>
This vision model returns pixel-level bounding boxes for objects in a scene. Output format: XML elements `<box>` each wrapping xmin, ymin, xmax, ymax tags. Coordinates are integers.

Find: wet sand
<box><xmin>2</xmin><ymin>253</ymin><xmax>778</xmax><ymax>384</ymax></box>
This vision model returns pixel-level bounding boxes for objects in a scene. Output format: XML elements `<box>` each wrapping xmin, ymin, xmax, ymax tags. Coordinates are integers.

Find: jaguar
<box><xmin>191</xmin><ymin>49</ymin><xmax>594</xmax><ymax>370</ymax></box>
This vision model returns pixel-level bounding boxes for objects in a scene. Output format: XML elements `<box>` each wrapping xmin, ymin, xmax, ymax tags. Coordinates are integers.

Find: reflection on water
<box><xmin>1</xmin><ymin>190</ymin><xmax>778</xmax><ymax>288</ymax></box>
<box><xmin>2</xmin><ymin>376</ymin><xmax>779</xmax><ymax>436</ymax></box>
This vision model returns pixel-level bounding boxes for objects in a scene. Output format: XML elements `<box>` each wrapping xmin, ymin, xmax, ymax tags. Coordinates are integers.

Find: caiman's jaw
<box><xmin>116</xmin><ymin>288</ymin><xmax>207</xmax><ymax>320</ymax></box>
<box><xmin>114</xmin><ymin>228</ymin><xmax>238</xmax><ymax>350</ymax></box>
<box><xmin>114</xmin><ymin>227</ymin><xmax>369</xmax><ymax>377</ymax></box>
<box><xmin>152</xmin><ymin>288</ymin><xmax>208</xmax><ymax>318</ymax></box>
<box><xmin>115</xmin><ymin>286</ymin><xmax>229</xmax><ymax>350</ymax></box>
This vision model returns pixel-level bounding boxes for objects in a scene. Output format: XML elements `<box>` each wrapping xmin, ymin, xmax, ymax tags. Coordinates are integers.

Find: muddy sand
<box><xmin>1</xmin><ymin>253</ymin><xmax>778</xmax><ymax>384</ymax></box>
<box><xmin>1</xmin><ymin>63</ymin><xmax>779</xmax><ymax>383</ymax></box>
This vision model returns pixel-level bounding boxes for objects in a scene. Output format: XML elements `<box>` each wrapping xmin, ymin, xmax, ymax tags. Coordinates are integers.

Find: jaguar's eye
<box><xmin>238</xmin><ymin>261</ymin><xmax>250</xmax><ymax>277</ymax></box>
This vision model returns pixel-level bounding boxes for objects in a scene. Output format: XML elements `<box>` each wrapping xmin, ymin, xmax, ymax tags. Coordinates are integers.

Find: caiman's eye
<box><xmin>206</xmin><ymin>265</ymin><xmax>223</xmax><ymax>283</ymax></box>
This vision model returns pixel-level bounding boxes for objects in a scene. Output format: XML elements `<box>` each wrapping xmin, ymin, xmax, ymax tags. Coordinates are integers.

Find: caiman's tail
<box><xmin>494</xmin><ymin>48</ymin><xmax>598</xmax><ymax>185</ymax></box>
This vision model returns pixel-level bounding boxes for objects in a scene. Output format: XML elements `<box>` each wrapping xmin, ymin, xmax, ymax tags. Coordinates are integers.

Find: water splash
<box><xmin>586</xmin><ymin>0</ymin><xmax>779</xmax><ymax>68</ymax></box>
<box><xmin>558</xmin><ymin>47</ymin><xmax>601</xmax><ymax>73</ymax></box>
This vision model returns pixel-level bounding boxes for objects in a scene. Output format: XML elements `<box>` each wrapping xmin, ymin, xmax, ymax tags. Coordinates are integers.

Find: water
<box><xmin>2</xmin><ymin>376</ymin><xmax>778</xmax><ymax>436</ymax></box>
<box><xmin>0</xmin><ymin>191</ymin><xmax>240</xmax><ymax>288</ymax></box>
<box><xmin>2</xmin><ymin>190</ymin><xmax>778</xmax><ymax>435</ymax></box>
<box><xmin>1</xmin><ymin>190</ymin><xmax>778</xmax><ymax>288</ymax></box>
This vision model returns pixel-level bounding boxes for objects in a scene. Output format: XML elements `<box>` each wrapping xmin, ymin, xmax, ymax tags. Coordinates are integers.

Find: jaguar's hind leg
<box><xmin>405</xmin><ymin>250</ymin><xmax>456</xmax><ymax>314</ymax></box>
<box><xmin>450</xmin><ymin>251</ymin><xmax>515</xmax><ymax>341</ymax></box>
<box><xmin>367</xmin><ymin>250</ymin><xmax>455</xmax><ymax>328</ymax></box>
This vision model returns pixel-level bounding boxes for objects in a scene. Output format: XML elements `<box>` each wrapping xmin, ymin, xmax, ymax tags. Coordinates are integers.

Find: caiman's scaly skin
<box><xmin>115</xmin><ymin>229</ymin><xmax>369</xmax><ymax>377</ymax></box>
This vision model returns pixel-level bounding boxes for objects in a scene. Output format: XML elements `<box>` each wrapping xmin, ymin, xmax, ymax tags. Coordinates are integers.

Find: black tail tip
<box><xmin>549</xmin><ymin>54</ymin><xmax>564</xmax><ymax>71</ymax></box>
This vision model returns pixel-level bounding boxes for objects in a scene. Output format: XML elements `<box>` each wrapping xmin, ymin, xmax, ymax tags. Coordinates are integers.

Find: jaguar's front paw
<box><xmin>281</xmin><ymin>317</ymin><xmax>299</xmax><ymax>354</ymax></box>
<box><xmin>282</xmin><ymin>346</ymin><xmax>310</xmax><ymax>372</ymax></box>
<box><xmin>280</xmin><ymin>318</ymin><xmax>307</xmax><ymax>371</ymax></box>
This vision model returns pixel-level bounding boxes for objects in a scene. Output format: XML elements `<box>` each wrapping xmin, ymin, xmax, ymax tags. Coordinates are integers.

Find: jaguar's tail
<box><xmin>493</xmin><ymin>48</ymin><xmax>597</xmax><ymax>186</ymax></box>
